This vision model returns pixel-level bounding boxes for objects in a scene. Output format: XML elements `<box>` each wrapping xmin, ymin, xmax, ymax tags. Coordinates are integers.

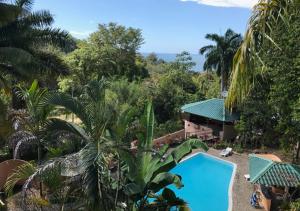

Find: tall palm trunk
<box><xmin>220</xmin><ymin>70</ymin><xmax>225</xmax><ymax>96</ymax></box>
<box><xmin>37</xmin><ymin>124</ymin><xmax>43</xmax><ymax>199</ymax></box>
<box><xmin>220</xmin><ymin>60</ymin><xmax>226</xmax><ymax>97</ymax></box>
<box><xmin>220</xmin><ymin>61</ymin><xmax>226</xmax><ymax>140</ymax></box>
<box><xmin>96</xmin><ymin>139</ymin><xmax>107</xmax><ymax>210</ymax></box>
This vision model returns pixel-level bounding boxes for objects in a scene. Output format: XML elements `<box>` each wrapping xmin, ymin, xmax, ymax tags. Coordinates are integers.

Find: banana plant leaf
<box><xmin>122</xmin><ymin>102</ymin><xmax>208</xmax><ymax>203</ymax></box>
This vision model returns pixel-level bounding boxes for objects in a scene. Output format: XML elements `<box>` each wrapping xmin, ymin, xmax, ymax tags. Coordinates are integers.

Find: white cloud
<box><xmin>180</xmin><ymin>0</ymin><xmax>257</xmax><ymax>8</ymax></box>
<box><xmin>69</xmin><ymin>30</ymin><xmax>93</xmax><ymax>39</ymax></box>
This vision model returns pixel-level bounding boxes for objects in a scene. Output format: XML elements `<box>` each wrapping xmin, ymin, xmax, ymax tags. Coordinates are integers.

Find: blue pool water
<box><xmin>169</xmin><ymin>153</ymin><xmax>234</xmax><ymax>211</ymax></box>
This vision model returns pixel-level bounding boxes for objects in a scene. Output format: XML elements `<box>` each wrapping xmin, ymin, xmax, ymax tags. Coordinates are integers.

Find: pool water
<box><xmin>169</xmin><ymin>153</ymin><xmax>235</xmax><ymax>211</ymax></box>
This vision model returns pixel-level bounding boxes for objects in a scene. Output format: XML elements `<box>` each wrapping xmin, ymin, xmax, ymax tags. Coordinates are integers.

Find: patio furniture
<box><xmin>220</xmin><ymin>147</ymin><xmax>232</xmax><ymax>157</ymax></box>
<box><xmin>244</xmin><ymin>174</ymin><xmax>250</xmax><ymax>181</ymax></box>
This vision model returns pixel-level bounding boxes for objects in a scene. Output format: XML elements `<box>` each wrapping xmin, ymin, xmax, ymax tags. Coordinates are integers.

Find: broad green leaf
<box><xmin>171</xmin><ymin>139</ymin><xmax>208</xmax><ymax>163</ymax></box>
<box><xmin>149</xmin><ymin>172</ymin><xmax>183</xmax><ymax>193</ymax></box>
<box><xmin>123</xmin><ymin>183</ymin><xmax>143</xmax><ymax>196</ymax></box>
<box><xmin>145</xmin><ymin>102</ymin><xmax>154</xmax><ymax>148</ymax></box>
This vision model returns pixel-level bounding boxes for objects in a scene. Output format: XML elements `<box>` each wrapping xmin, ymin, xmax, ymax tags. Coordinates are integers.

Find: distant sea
<box><xmin>142</xmin><ymin>52</ymin><xmax>204</xmax><ymax>71</ymax></box>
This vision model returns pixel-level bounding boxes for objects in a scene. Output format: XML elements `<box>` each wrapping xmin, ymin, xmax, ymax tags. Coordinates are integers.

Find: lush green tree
<box><xmin>150</xmin><ymin>52</ymin><xmax>202</xmax><ymax>124</ymax></box>
<box><xmin>233</xmin><ymin>4</ymin><xmax>300</xmax><ymax>161</ymax></box>
<box><xmin>153</xmin><ymin>72</ymin><xmax>198</xmax><ymax>123</ymax></box>
<box><xmin>65</xmin><ymin>23</ymin><xmax>148</xmax><ymax>86</ymax></box>
<box><xmin>200</xmin><ymin>29</ymin><xmax>242</xmax><ymax>93</ymax></box>
<box><xmin>192</xmin><ymin>72</ymin><xmax>220</xmax><ymax>99</ymax></box>
<box><xmin>145</xmin><ymin>53</ymin><xmax>165</xmax><ymax>65</ymax></box>
<box><xmin>264</xmin><ymin>12</ymin><xmax>300</xmax><ymax>161</ymax></box>
<box><xmin>235</xmin><ymin>75</ymin><xmax>277</xmax><ymax>149</ymax></box>
<box><xmin>169</xmin><ymin>51</ymin><xmax>196</xmax><ymax>72</ymax></box>
<box><xmin>227</xmin><ymin>0</ymin><xmax>298</xmax><ymax>107</ymax></box>
<box><xmin>0</xmin><ymin>0</ymin><xmax>74</xmax><ymax>86</ymax></box>
<box><xmin>107</xmin><ymin>79</ymin><xmax>145</xmax><ymax>115</ymax></box>
<box><xmin>0</xmin><ymin>0</ymin><xmax>75</xmax><ymax>111</ymax></box>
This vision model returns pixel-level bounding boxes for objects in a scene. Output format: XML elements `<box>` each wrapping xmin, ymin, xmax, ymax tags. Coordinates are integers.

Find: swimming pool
<box><xmin>170</xmin><ymin>153</ymin><xmax>236</xmax><ymax>211</ymax></box>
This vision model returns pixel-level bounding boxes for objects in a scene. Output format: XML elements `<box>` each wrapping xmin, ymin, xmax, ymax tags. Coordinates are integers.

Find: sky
<box><xmin>33</xmin><ymin>0</ymin><xmax>256</xmax><ymax>54</ymax></box>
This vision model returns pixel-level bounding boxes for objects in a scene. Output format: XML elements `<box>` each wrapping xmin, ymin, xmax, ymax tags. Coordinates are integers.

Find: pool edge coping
<box><xmin>180</xmin><ymin>151</ymin><xmax>237</xmax><ymax>211</ymax></box>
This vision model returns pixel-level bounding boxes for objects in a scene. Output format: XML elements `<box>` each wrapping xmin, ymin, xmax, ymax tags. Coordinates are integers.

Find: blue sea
<box><xmin>142</xmin><ymin>52</ymin><xmax>204</xmax><ymax>71</ymax></box>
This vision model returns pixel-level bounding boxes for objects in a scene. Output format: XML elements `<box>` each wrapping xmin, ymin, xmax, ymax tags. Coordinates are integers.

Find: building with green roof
<box><xmin>181</xmin><ymin>98</ymin><xmax>239</xmax><ymax>122</ymax></box>
<box><xmin>181</xmin><ymin>98</ymin><xmax>239</xmax><ymax>140</ymax></box>
<box><xmin>249</xmin><ymin>154</ymin><xmax>300</xmax><ymax>187</ymax></box>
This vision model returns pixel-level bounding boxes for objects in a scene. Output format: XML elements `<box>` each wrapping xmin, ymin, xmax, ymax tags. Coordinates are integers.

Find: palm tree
<box><xmin>9</xmin><ymin>80</ymin><xmax>52</xmax><ymax>160</ymax></box>
<box><xmin>8</xmin><ymin>80</ymin><xmax>52</xmax><ymax>197</ymax></box>
<box><xmin>226</xmin><ymin>0</ymin><xmax>297</xmax><ymax>108</ymax></box>
<box><xmin>0</xmin><ymin>0</ymin><xmax>75</xmax><ymax>88</ymax></box>
<box><xmin>200</xmin><ymin>29</ymin><xmax>242</xmax><ymax>96</ymax></box>
<box><xmin>44</xmin><ymin>79</ymin><xmax>127</xmax><ymax>209</ymax></box>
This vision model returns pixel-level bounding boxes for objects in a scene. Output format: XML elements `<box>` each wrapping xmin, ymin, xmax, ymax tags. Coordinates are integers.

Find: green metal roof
<box><xmin>181</xmin><ymin>98</ymin><xmax>239</xmax><ymax>122</ymax></box>
<box><xmin>249</xmin><ymin>154</ymin><xmax>300</xmax><ymax>187</ymax></box>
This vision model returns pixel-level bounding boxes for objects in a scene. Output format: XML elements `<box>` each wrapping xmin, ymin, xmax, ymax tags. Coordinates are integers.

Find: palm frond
<box><xmin>224</xmin><ymin>28</ymin><xmax>235</xmax><ymax>39</ymax></box>
<box><xmin>30</xmin><ymin>27</ymin><xmax>74</xmax><ymax>50</ymax></box>
<box><xmin>0</xmin><ymin>47</ymin><xmax>36</xmax><ymax>77</ymax></box>
<box><xmin>19</xmin><ymin>10</ymin><xmax>54</xmax><ymax>28</ymax></box>
<box><xmin>0</xmin><ymin>0</ymin><xmax>75</xmax><ymax>81</ymax></box>
<box><xmin>4</xmin><ymin>162</ymin><xmax>36</xmax><ymax>196</ymax></box>
<box><xmin>85</xmin><ymin>80</ymin><xmax>107</xmax><ymax>102</ymax></box>
<box><xmin>0</xmin><ymin>71</ymin><xmax>10</xmax><ymax>89</ymax></box>
<box><xmin>22</xmin><ymin>159</ymin><xmax>59</xmax><ymax>193</ymax></box>
<box><xmin>8</xmin><ymin>130</ymin><xmax>37</xmax><ymax>158</ymax></box>
<box><xmin>15</xmin><ymin>0</ymin><xmax>33</xmax><ymax>11</ymax></box>
<box><xmin>17</xmin><ymin>80</ymin><xmax>52</xmax><ymax>122</ymax></box>
<box><xmin>31</xmin><ymin>50</ymin><xmax>69</xmax><ymax>75</ymax></box>
<box><xmin>226</xmin><ymin>0</ymin><xmax>293</xmax><ymax>108</ymax></box>
<box><xmin>46</xmin><ymin>92</ymin><xmax>91</xmax><ymax>129</ymax></box>
<box><xmin>205</xmin><ymin>33</ymin><xmax>224</xmax><ymax>44</ymax></box>
<box><xmin>45</xmin><ymin>118</ymin><xmax>89</xmax><ymax>141</ymax></box>
<box><xmin>0</xmin><ymin>3</ymin><xmax>21</xmax><ymax>26</ymax></box>
<box><xmin>199</xmin><ymin>45</ymin><xmax>214</xmax><ymax>55</ymax></box>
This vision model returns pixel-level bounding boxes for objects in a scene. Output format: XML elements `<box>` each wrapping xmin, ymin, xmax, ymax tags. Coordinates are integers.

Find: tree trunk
<box><xmin>294</xmin><ymin>141</ymin><xmax>300</xmax><ymax>163</ymax></box>
<box><xmin>114</xmin><ymin>156</ymin><xmax>121</xmax><ymax>207</ymax></box>
<box><xmin>71</xmin><ymin>87</ymin><xmax>74</xmax><ymax>123</ymax></box>
<box><xmin>37</xmin><ymin>140</ymin><xmax>43</xmax><ymax>198</ymax></box>
<box><xmin>220</xmin><ymin>61</ymin><xmax>225</xmax><ymax>97</ymax></box>
<box><xmin>221</xmin><ymin>72</ymin><xmax>224</xmax><ymax>93</ymax></box>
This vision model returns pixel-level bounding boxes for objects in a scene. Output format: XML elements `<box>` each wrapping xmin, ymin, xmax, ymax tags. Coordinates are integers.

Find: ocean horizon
<box><xmin>142</xmin><ymin>52</ymin><xmax>204</xmax><ymax>71</ymax></box>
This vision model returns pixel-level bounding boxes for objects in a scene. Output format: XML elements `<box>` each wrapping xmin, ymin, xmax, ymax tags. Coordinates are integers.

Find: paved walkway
<box><xmin>193</xmin><ymin>148</ymin><xmax>257</xmax><ymax>211</ymax></box>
